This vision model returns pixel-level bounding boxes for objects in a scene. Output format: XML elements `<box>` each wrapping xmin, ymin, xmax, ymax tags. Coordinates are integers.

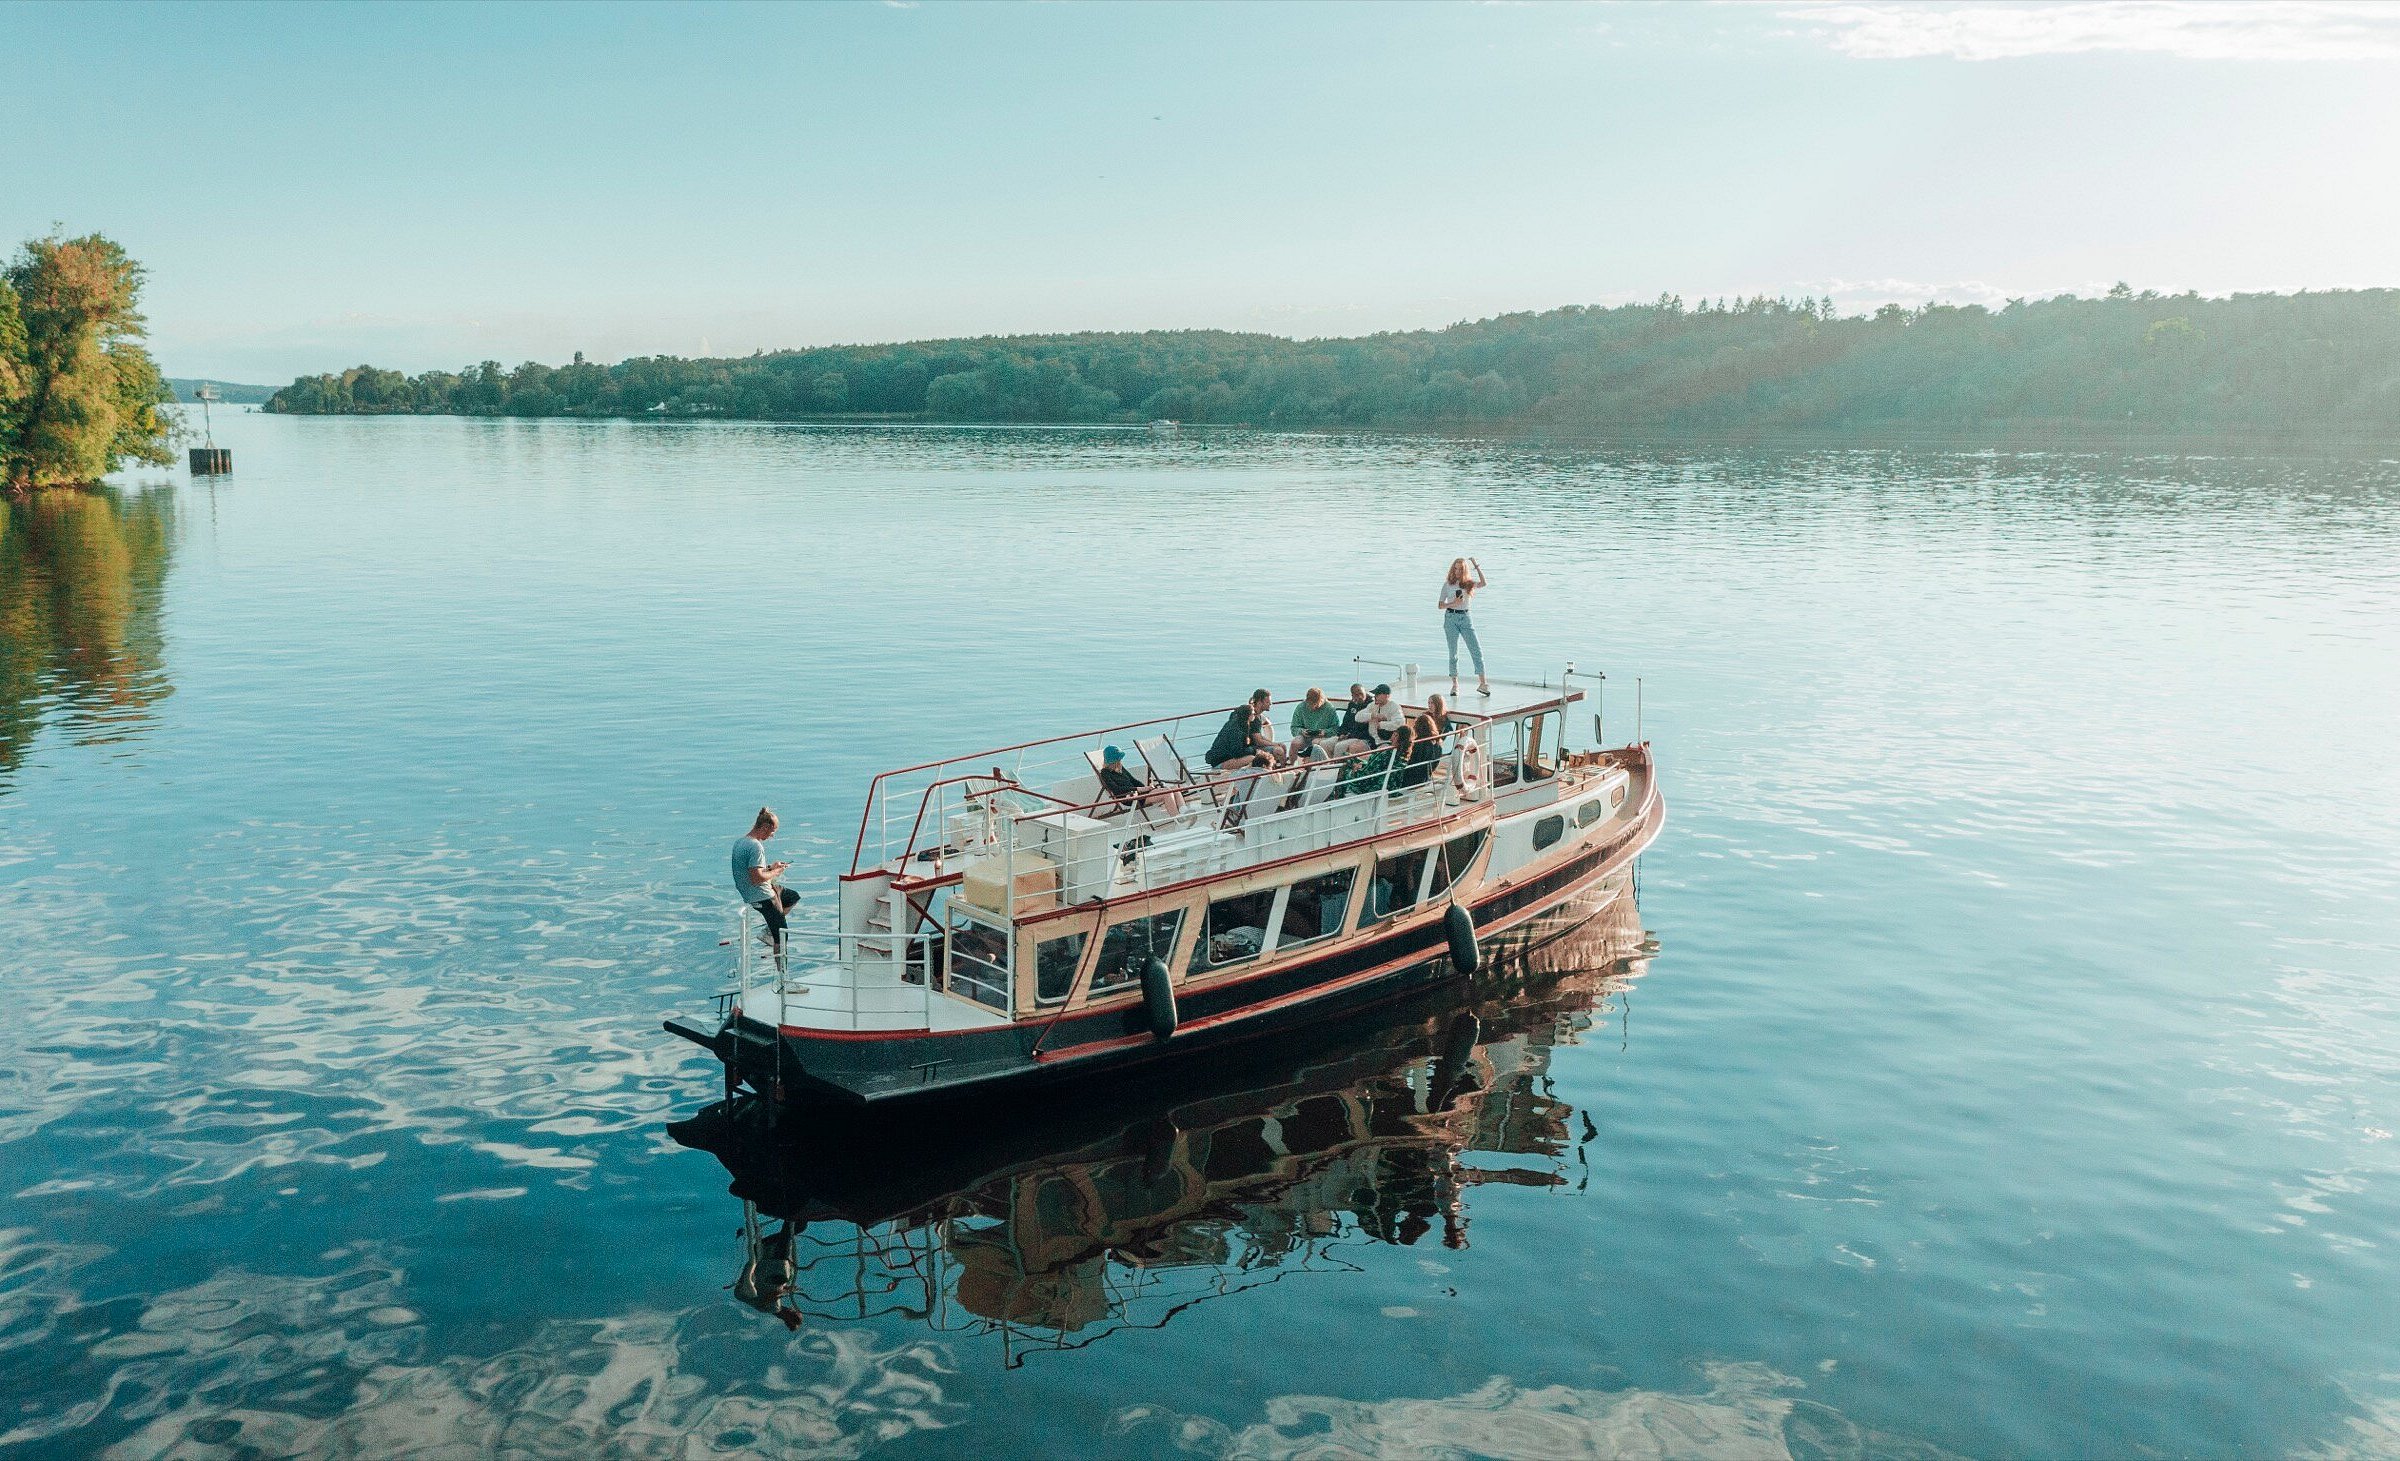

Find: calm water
<box><xmin>3</xmin><ymin>413</ymin><xmax>2397</xmax><ymax>1458</ymax></box>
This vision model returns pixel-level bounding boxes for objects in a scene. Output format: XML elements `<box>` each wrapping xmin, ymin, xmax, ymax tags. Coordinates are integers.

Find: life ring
<box><xmin>1456</xmin><ymin>739</ymin><xmax>1488</xmax><ymax>799</ymax></box>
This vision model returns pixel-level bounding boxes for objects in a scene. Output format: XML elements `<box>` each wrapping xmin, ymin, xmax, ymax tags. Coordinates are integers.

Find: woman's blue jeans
<box><xmin>1444</xmin><ymin>610</ymin><xmax>1485</xmax><ymax>678</ymax></box>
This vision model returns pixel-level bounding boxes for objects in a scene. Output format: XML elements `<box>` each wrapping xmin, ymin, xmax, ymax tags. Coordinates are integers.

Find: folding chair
<box><xmin>1220</xmin><ymin>764</ymin><xmax>1287</xmax><ymax>832</ymax></box>
<box><xmin>1087</xmin><ymin>748</ymin><xmax>1166</xmax><ymax>828</ymax></box>
<box><xmin>1276</xmin><ymin>758</ymin><xmax>1320</xmax><ymax>813</ymax></box>
<box><xmin>1137</xmin><ymin>734</ymin><xmax>1220</xmax><ymax>810</ymax></box>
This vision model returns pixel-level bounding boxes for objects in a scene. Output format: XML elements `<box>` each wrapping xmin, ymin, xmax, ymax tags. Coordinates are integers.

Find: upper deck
<box><xmin>844</xmin><ymin>665</ymin><xmax>1603</xmax><ymax>915</ymax></box>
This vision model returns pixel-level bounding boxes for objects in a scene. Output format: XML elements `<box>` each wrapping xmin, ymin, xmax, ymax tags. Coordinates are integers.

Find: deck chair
<box><xmin>1276</xmin><ymin>757</ymin><xmax>1321</xmax><ymax>813</ymax></box>
<box><xmin>1220</xmin><ymin>764</ymin><xmax>1286</xmax><ymax>832</ymax></box>
<box><xmin>1136</xmin><ymin>734</ymin><xmax>1221</xmax><ymax>809</ymax></box>
<box><xmin>1086</xmin><ymin>749</ymin><xmax>1166</xmax><ymax>827</ymax></box>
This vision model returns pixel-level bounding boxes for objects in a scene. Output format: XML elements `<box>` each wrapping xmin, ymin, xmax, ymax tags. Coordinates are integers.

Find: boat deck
<box><xmin>737</xmin><ymin>950</ymin><xmax>1015</xmax><ymax>1034</ymax></box>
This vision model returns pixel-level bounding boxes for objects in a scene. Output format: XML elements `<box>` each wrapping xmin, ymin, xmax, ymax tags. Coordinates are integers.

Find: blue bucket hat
<box><xmin>1103</xmin><ymin>745</ymin><xmax>1126</xmax><ymax>764</ymax></box>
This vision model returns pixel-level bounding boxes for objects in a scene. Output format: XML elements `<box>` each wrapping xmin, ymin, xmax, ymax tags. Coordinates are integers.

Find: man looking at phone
<box><xmin>732</xmin><ymin>807</ymin><xmax>798</xmax><ymax>948</ymax></box>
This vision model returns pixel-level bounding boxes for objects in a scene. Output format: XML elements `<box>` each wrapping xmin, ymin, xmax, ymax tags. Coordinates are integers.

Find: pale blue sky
<box><xmin>5</xmin><ymin>1</ymin><xmax>2397</xmax><ymax>383</ymax></box>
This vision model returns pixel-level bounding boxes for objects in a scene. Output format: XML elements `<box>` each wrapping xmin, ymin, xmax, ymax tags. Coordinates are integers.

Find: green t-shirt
<box><xmin>1288</xmin><ymin>701</ymin><xmax>1342</xmax><ymax>738</ymax></box>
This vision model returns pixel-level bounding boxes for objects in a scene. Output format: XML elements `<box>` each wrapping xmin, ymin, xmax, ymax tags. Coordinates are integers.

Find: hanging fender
<box><xmin>1446</xmin><ymin>901</ymin><xmax>1481</xmax><ymax>976</ymax></box>
<box><xmin>1141</xmin><ymin>956</ymin><xmax>1178</xmax><ymax>1039</ymax></box>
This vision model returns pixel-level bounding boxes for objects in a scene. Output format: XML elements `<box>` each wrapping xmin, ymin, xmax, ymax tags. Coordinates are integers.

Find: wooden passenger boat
<box><xmin>664</xmin><ymin>664</ymin><xmax>1663</xmax><ymax>1108</ymax></box>
<box><xmin>666</xmin><ymin>875</ymin><xmax>1653</xmax><ymax>1348</ymax></box>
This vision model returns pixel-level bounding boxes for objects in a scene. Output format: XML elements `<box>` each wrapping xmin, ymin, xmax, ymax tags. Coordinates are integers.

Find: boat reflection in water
<box><xmin>669</xmin><ymin>872</ymin><xmax>1654</xmax><ymax>1363</ymax></box>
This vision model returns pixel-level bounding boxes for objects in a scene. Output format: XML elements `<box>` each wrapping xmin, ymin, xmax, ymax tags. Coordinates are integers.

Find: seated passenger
<box><xmin>1397</xmin><ymin>715</ymin><xmax>1443</xmax><ymax>789</ymax></box>
<box><xmin>1421</xmin><ymin>693</ymin><xmax>1452</xmax><ymax>738</ymax></box>
<box><xmin>1286</xmin><ymin>686</ymin><xmax>1343</xmax><ymax>761</ymax></box>
<box><xmin>1097</xmin><ymin>744</ymin><xmax>1183</xmax><ymax>817</ymax></box>
<box><xmin>1363</xmin><ymin>683</ymin><xmax>1407</xmax><ymax>745</ymax></box>
<box><xmin>1334</xmin><ymin>682</ymin><xmax>1375</xmax><ymax>756</ymax></box>
<box><xmin>1206</xmin><ymin>688</ymin><xmax>1286</xmax><ymax>773</ymax></box>
<box><xmin>1336</xmin><ymin>722</ymin><xmax>1413</xmax><ymax>798</ymax></box>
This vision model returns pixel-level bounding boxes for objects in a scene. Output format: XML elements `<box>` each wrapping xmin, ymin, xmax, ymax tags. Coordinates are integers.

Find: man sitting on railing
<box><xmin>732</xmin><ymin>807</ymin><xmax>799</xmax><ymax>950</ymax></box>
<box><xmin>1205</xmin><ymin>689</ymin><xmax>1287</xmax><ymax>773</ymax></box>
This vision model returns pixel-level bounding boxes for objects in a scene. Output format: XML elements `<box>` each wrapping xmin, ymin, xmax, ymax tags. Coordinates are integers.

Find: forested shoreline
<box><xmin>265</xmin><ymin>287</ymin><xmax>2400</xmax><ymax>438</ymax></box>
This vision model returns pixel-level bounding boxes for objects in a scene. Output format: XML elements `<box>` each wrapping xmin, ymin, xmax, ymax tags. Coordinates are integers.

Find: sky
<box><xmin>4</xmin><ymin>0</ymin><xmax>2398</xmax><ymax>384</ymax></box>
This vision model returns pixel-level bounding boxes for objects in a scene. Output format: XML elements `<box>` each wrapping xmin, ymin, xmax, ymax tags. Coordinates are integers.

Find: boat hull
<box><xmin>686</xmin><ymin>774</ymin><xmax>1663</xmax><ymax>1110</ymax></box>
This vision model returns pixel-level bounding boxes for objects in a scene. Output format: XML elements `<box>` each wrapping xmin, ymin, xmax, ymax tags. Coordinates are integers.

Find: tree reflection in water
<box><xmin>670</xmin><ymin>873</ymin><xmax>1655</xmax><ymax>1366</ymax></box>
<box><xmin>0</xmin><ymin>486</ymin><xmax>176</xmax><ymax>786</ymax></box>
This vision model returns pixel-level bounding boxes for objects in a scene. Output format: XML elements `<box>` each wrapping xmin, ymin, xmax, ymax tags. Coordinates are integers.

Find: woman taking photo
<box><xmin>1438</xmin><ymin>557</ymin><xmax>1489</xmax><ymax>697</ymax></box>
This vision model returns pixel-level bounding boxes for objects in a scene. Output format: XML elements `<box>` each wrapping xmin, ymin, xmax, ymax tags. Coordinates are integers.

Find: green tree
<box><xmin>1</xmin><ymin>234</ymin><xmax>176</xmax><ymax>494</ymax></box>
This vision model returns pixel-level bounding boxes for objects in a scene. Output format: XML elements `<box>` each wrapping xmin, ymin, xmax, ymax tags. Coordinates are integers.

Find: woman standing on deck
<box><xmin>1439</xmin><ymin>557</ymin><xmax>1490</xmax><ymax>697</ymax></box>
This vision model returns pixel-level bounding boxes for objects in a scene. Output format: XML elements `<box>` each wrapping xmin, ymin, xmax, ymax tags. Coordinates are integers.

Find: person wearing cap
<box><xmin>1284</xmin><ymin>687</ymin><xmax>1343</xmax><ymax>762</ymax></box>
<box><xmin>1363</xmin><ymin>683</ymin><xmax>1408</xmax><ymax>746</ymax></box>
<box><xmin>1097</xmin><ymin>744</ymin><xmax>1183</xmax><ymax>817</ymax></box>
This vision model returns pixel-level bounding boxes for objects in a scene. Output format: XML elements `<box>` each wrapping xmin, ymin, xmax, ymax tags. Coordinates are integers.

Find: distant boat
<box><xmin>666</xmin><ymin>663</ymin><xmax>1663</xmax><ymax>1110</ymax></box>
<box><xmin>1147</xmin><ymin>419</ymin><xmax>1178</xmax><ymax>434</ymax></box>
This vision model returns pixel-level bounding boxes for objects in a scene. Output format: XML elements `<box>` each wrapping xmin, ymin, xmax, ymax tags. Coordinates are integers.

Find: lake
<box><xmin>2</xmin><ymin>412</ymin><xmax>2397</xmax><ymax>1458</ymax></box>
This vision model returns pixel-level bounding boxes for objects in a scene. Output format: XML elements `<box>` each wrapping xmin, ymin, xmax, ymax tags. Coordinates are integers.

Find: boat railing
<box><xmin>853</xmin><ymin>703</ymin><xmax>1252</xmax><ymax>874</ymax></box>
<box><xmin>854</xmin><ymin>691</ymin><xmax>1525</xmax><ymax>879</ymax></box>
<box><xmin>730</xmin><ymin>911</ymin><xmax>1008</xmax><ymax>1031</ymax></box>
<box><xmin>994</xmin><ymin>725</ymin><xmax>1487</xmax><ymax>922</ymax></box>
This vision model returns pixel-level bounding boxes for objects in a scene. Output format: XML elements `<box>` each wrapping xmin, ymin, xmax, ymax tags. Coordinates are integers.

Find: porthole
<box><xmin>1532</xmin><ymin>814</ymin><xmax>1566</xmax><ymax>851</ymax></box>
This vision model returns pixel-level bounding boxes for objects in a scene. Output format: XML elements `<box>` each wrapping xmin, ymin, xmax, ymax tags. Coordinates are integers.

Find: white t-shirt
<box><xmin>1366</xmin><ymin>699</ymin><xmax>1407</xmax><ymax>741</ymax></box>
<box><xmin>1439</xmin><ymin>580</ymin><xmax>1471</xmax><ymax>611</ymax></box>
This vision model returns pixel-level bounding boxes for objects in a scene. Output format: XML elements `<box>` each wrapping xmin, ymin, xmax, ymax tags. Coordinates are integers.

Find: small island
<box><xmin>263</xmin><ymin>285</ymin><xmax>2400</xmax><ymax>442</ymax></box>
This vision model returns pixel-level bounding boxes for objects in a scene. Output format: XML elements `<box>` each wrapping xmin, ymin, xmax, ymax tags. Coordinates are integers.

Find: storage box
<box><xmin>959</xmin><ymin>851</ymin><xmax>1060</xmax><ymax>916</ymax></box>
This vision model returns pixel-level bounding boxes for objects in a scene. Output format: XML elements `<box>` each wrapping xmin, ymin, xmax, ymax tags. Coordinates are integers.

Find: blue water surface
<box><xmin>1</xmin><ymin>412</ymin><xmax>2396</xmax><ymax>1458</ymax></box>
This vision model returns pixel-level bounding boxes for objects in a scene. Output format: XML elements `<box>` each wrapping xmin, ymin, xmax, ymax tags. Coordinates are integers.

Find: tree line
<box><xmin>265</xmin><ymin>286</ymin><xmax>2400</xmax><ymax>438</ymax></box>
<box><xmin>1</xmin><ymin>234</ymin><xmax>176</xmax><ymax>495</ymax></box>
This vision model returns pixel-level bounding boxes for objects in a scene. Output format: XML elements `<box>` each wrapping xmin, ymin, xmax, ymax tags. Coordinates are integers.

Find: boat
<box><xmin>666</xmin><ymin>875</ymin><xmax>1653</xmax><ymax>1355</ymax></box>
<box><xmin>663</xmin><ymin>660</ymin><xmax>1663</xmax><ymax>1108</ymax></box>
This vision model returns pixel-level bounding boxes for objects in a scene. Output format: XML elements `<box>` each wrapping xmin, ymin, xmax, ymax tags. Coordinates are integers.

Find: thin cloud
<box><xmin>1780</xmin><ymin>1</ymin><xmax>2400</xmax><ymax>61</ymax></box>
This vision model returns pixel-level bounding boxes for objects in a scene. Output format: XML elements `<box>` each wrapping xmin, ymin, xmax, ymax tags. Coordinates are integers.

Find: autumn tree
<box><xmin>0</xmin><ymin>234</ymin><xmax>176</xmax><ymax>495</ymax></box>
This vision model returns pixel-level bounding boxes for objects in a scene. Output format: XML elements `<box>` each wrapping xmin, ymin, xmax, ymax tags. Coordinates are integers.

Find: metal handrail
<box><xmin>846</xmin><ymin>680</ymin><xmax>1536</xmax><ymax>874</ymax></box>
<box><xmin>997</xmin><ymin>726</ymin><xmax>1486</xmax><ymax>922</ymax></box>
<box><xmin>731</xmin><ymin>912</ymin><xmax>966</xmax><ymax>1030</ymax></box>
<box><xmin>851</xmin><ymin>702</ymin><xmax>1252</xmax><ymax>870</ymax></box>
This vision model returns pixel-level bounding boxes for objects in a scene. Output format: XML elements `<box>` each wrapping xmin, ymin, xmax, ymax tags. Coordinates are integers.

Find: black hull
<box><xmin>691</xmin><ymin>800</ymin><xmax>1658</xmax><ymax>1110</ymax></box>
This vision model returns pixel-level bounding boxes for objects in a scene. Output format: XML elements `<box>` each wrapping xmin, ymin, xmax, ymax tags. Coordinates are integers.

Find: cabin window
<box><xmin>947</xmin><ymin>911</ymin><xmax>1012</xmax><ymax>1010</ymax></box>
<box><xmin>1532</xmin><ymin>814</ymin><xmax>1567</xmax><ymax>851</ymax></box>
<box><xmin>1094</xmin><ymin>908</ymin><xmax>1184</xmax><ymax>993</ymax></box>
<box><xmin>1485</xmin><ymin>719</ymin><xmax>1522</xmax><ymax>787</ymax></box>
<box><xmin>1274</xmin><ymin>867</ymin><xmax>1356</xmax><ymax>954</ymax></box>
<box><xmin>1194</xmin><ymin>888</ymin><xmax>1277</xmax><ymax>972</ymax></box>
<box><xmin>1366</xmin><ymin>847</ymin><xmax>1432</xmax><ymax>923</ymax></box>
<box><xmin>1427</xmin><ymin>829</ymin><xmax>1488</xmax><ymax>898</ymax></box>
<box><xmin>1522</xmin><ymin>713</ymin><xmax>1557</xmax><ymax>781</ymax></box>
<box><xmin>1576</xmin><ymin>796</ymin><xmax>1605</xmax><ymax>827</ymax></box>
<box><xmin>1034</xmin><ymin>930</ymin><xmax>1088</xmax><ymax>1004</ymax></box>
<box><xmin>1610</xmin><ymin>784</ymin><xmax>1625</xmax><ymax>809</ymax></box>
